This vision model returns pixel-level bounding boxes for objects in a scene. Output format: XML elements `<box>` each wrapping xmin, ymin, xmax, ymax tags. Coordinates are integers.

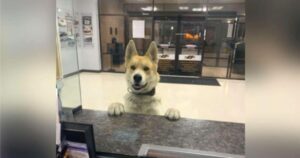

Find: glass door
<box><xmin>154</xmin><ymin>16</ymin><xmax>205</xmax><ymax>76</ymax></box>
<box><xmin>228</xmin><ymin>17</ymin><xmax>245</xmax><ymax>79</ymax></box>
<box><xmin>201</xmin><ymin>18</ymin><xmax>236</xmax><ymax>78</ymax></box>
<box><xmin>154</xmin><ymin>16</ymin><xmax>178</xmax><ymax>75</ymax></box>
<box><xmin>177</xmin><ymin>17</ymin><xmax>205</xmax><ymax>76</ymax></box>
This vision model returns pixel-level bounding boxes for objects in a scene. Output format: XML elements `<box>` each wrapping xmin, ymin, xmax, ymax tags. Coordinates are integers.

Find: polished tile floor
<box><xmin>62</xmin><ymin>72</ymin><xmax>245</xmax><ymax>123</ymax></box>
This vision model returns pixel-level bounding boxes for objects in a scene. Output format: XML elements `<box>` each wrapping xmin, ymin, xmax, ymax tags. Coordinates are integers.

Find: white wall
<box><xmin>57</xmin><ymin>0</ymin><xmax>101</xmax><ymax>75</ymax></box>
<box><xmin>74</xmin><ymin>0</ymin><xmax>101</xmax><ymax>71</ymax></box>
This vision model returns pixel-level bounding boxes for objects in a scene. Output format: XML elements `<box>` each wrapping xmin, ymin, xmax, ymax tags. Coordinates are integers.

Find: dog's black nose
<box><xmin>133</xmin><ymin>74</ymin><xmax>142</xmax><ymax>83</ymax></box>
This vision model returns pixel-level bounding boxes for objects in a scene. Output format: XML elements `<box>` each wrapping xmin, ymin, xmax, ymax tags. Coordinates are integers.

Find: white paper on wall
<box><xmin>82</xmin><ymin>14</ymin><xmax>93</xmax><ymax>47</ymax></box>
<box><xmin>132</xmin><ymin>20</ymin><xmax>145</xmax><ymax>38</ymax></box>
<box><xmin>227</xmin><ymin>23</ymin><xmax>234</xmax><ymax>38</ymax></box>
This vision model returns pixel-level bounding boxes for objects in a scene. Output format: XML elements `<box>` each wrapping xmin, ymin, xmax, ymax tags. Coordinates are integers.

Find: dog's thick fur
<box><xmin>108</xmin><ymin>40</ymin><xmax>180</xmax><ymax>120</ymax></box>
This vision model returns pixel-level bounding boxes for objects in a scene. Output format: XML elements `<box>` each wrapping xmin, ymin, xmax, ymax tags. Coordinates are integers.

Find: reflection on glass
<box><xmin>154</xmin><ymin>19</ymin><xmax>177</xmax><ymax>74</ymax></box>
<box><xmin>59</xmin><ymin>75</ymin><xmax>82</xmax><ymax>108</ymax></box>
<box><xmin>155</xmin><ymin>20</ymin><xmax>177</xmax><ymax>47</ymax></box>
<box><xmin>57</xmin><ymin>0</ymin><xmax>79</xmax><ymax>75</ymax></box>
<box><xmin>177</xmin><ymin>20</ymin><xmax>204</xmax><ymax>76</ymax></box>
<box><xmin>57</xmin><ymin>0</ymin><xmax>82</xmax><ymax>109</ymax></box>
<box><xmin>59</xmin><ymin>0</ymin><xmax>245</xmax><ymax>157</ymax></box>
<box><xmin>202</xmin><ymin>19</ymin><xmax>233</xmax><ymax>78</ymax></box>
<box><xmin>229</xmin><ymin>41</ymin><xmax>245</xmax><ymax>79</ymax></box>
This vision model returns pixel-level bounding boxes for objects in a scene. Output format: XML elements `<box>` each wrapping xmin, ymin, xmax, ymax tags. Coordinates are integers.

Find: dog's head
<box><xmin>125</xmin><ymin>40</ymin><xmax>160</xmax><ymax>94</ymax></box>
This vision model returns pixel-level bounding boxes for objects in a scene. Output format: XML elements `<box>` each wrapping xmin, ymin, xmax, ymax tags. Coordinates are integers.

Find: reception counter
<box><xmin>61</xmin><ymin>109</ymin><xmax>245</xmax><ymax>156</ymax></box>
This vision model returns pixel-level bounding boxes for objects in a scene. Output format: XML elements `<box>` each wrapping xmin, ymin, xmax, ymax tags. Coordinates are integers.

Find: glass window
<box><xmin>58</xmin><ymin>0</ymin><xmax>245</xmax><ymax>157</ymax></box>
<box><xmin>57</xmin><ymin>0</ymin><xmax>82</xmax><ymax>110</ymax></box>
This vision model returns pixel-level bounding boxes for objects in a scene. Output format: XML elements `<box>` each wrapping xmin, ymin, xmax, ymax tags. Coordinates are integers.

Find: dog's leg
<box><xmin>108</xmin><ymin>102</ymin><xmax>125</xmax><ymax>116</ymax></box>
<box><xmin>164</xmin><ymin>108</ymin><xmax>180</xmax><ymax>120</ymax></box>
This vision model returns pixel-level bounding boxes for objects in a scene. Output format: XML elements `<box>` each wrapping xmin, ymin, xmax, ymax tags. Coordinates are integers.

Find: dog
<box><xmin>108</xmin><ymin>40</ymin><xmax>180</xmax><ymax>120</ymax></box>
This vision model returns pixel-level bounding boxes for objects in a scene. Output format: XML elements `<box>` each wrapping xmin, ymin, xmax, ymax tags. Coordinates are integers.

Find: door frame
<box><xmin>122</xmin><ymin>12</ymin><xmax>244</xmax><ymax>79</ymax></box>
<box><xmin>152</xmin><ymin>15</ymin><xmax>206</xmax><ymax>76</ymax></box>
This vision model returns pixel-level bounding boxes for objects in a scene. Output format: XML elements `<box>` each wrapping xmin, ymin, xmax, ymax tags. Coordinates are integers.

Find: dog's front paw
<box><xmin>108</xmin><ymin>102</ymin><xmax>125</xmax><ymax>116</ymax></box>
<box><xmin>164</xmin><ymin>108</ymin><xmax>180</xmax><ymax>121</ymax></box>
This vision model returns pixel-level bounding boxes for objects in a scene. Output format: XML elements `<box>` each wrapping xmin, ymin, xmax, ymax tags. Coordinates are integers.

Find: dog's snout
<box><xmin>133</xmin><ymin>74</ymin><xmax>142</xmax><ymax>83</ymax></box>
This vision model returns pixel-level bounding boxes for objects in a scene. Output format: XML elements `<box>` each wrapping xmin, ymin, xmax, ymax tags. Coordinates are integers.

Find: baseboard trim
<box><xmin>80</xmin><ymin>69</ymin><xmax>102</xmax><ymax>73</ymax></box>
<box><xmin>63</xmin><ymin>69</ymin><xmax>102</xmax><ymax>78</ymax></box>
<box><xmin>63</xmin><ymin>70</ymin><xmax>80</xmax><ymax>78</ymax></box>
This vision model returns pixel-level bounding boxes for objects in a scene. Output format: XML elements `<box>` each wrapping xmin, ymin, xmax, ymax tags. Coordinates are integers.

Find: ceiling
<box><xmin>123</xmin><ymin>0</ymin><xmax>245</xmax><ymax>15</ymax></box>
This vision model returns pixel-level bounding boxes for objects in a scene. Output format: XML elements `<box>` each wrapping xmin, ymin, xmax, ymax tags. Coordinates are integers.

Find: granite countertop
<box><xmin>61</xmin><ymin>109</ymin><xmax>245</xmax><ymax>156</ymax></box>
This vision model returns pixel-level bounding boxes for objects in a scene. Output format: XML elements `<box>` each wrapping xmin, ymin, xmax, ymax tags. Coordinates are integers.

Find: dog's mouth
<box><xmin>132</xmin><ymin>83</ymin><xmax>147</xmax><ymax>90</ymax></box>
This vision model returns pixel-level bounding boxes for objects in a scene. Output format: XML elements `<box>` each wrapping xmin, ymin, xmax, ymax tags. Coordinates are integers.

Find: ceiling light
<box><xmin>203</xmin><ymin>6</ymin><xmax>207</xmax><ymax>12</ymax></box>
<box><xmin>179</xmin><ymin>6</ymin><xmax>189</xmax><ymax>10</ymax></box>
<box><xmin>192</xmin><ymin>8</ymin><xmax>202</xmax><ymax>12</ymax></box>
<box><xmin>211</xmin><ymin>6</ymin><xmax>223</xmax><ymax>10</ymax></box>
<box><xmin>141</xmin><ymin>6</ymin><xmax>157</xmax><ymax>11</ymax></box>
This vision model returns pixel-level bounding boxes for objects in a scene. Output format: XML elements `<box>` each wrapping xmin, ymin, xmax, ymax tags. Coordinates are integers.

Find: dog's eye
<box><xmin>143</xmin><ymin>66</ymin><xmax>149</xmax><ymax>71</ymax></box>
<box><xmin>130</xmin><ymin>65</ymin><xmax>136</xmax><ymax>70</ymax></box>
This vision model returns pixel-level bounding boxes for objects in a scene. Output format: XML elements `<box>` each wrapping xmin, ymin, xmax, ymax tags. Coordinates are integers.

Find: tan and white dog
<box><xmin>108</xmin><ymin>40</ymin><xmax>180</xmax><ymax>120</ymax></box>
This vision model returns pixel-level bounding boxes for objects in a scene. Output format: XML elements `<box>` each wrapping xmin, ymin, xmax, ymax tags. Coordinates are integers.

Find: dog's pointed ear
<box><xmin>145</xmin><ymin>41</ymin><xmax>158</xmax><ymax>64</ymax></box>
<box><xmin>125</xmin><ymin>40</ymin><xmax>138</xmax><ymax>66</ymax></box>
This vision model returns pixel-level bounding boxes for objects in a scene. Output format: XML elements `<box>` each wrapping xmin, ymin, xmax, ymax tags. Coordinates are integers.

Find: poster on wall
<box><xmin>227</xmin><ymin>23</ymin><xmax>234</xmax><ymax>38</ymax></box>
<box><xmin>82</xmin><ymin>15</ymin><xmax>93</xmax><ymax>47</ymax></box>
<box><xmin>132</xmin><ymin>20</ymin><xmax>145</xmax><ymax>38</ymax></box>
<box><xmin>57</xmin><ymin>12</ymin><xmax>76</xmax><ymax>48</ymax></box>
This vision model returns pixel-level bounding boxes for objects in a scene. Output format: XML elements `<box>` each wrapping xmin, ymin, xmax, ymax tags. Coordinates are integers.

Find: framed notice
<box><xmin>132</xmin><ymin>20</ymin><xmax>145</xmax><ymax>38</ymax></box>
<box><xmin>227</xmin><ymin>23</ymin><xmax>234</xmax><ymax>38</ymax></box>
<box><xmin>82</xmin><ymin>15</ymin><xmax>93</xmax><ymax>47</ymax></box>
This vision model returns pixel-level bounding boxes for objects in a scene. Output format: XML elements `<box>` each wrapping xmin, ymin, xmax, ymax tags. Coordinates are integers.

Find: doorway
<box><xmin>100</xmin><ymin>0</ymin><xmax>245</xmax><ymax>79</ymax></box>
<box><xmin>153</xmin><ymin>16</ymin><xmax>205</xmax><ymax>76</ymax></box>
<box><xmin>126</xmin><ymin>15</ymin><xmax>244</xmax><ymax>78</ymax></box>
